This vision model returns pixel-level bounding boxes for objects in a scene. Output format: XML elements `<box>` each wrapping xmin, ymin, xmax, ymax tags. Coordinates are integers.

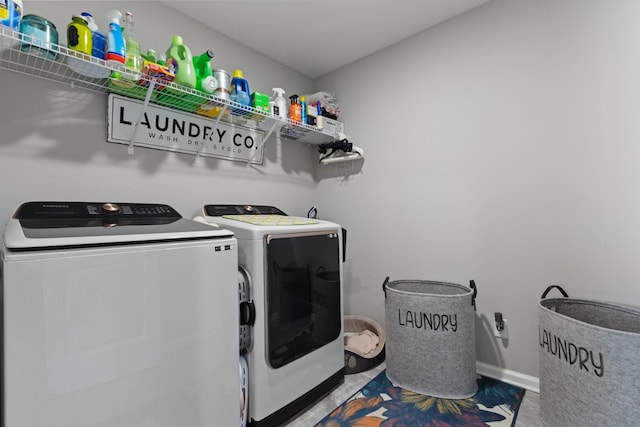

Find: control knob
<box><xmin>101</xmin><ymin>203</ymin><xmax>121</xmax><ymax>214</ymax></box>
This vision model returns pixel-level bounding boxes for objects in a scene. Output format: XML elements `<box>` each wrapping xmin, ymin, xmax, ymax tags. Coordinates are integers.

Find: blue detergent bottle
<box><xmin>0</xmin><ymin>0</ymin><xmax>22</xmax><ymax>30</ymax></box>
<box><xmin>81</xmin><ymin>12</ymin><xmax>106</xmax><ymax>59</ymax></box>
<box><xmin>230</xmin><ymin>69</ymin><xmax>250</xmax><ymax>114</ymax></box>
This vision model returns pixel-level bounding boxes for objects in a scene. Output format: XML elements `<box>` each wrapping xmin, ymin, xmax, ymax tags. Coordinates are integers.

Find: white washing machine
<box><xmin>200</xmin><ymin>204</ymin><xmax>345</xmax><ymax>427</ymax></box>
<box><xmin>1</xmin><ymin>201</ymin><xmax>240</xmax><ymax>427</ymax></box>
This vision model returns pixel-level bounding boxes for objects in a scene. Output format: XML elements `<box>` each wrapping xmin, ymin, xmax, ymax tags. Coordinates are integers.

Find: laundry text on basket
<box><xmin>539</xmin><ymin>327</ymin><xmax>604</xmax><ymax>377</ymax></box>
<box><xmin>397</xmin><ymin>309</ymin><xmax>458</xmax><ymax>332</ymax></box>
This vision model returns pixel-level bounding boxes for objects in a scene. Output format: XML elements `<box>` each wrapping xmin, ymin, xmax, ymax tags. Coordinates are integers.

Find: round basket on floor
<box><xmin>344</xmin><ymin>315</ymin><xmax>385</xmax><ymax>374</ymax></box>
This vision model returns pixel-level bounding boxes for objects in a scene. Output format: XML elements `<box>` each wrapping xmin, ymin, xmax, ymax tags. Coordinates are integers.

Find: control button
<box><xmin>101</xmin><ymin>203</ymin><xmax>120</xmax><ymax>214</ymax></box>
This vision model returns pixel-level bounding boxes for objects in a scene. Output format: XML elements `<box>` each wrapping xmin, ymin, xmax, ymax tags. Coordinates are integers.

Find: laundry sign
<box><xmin>107</xmin><ymin>94</ymin><xmax>264</xmax><ymax>164</ymax></box>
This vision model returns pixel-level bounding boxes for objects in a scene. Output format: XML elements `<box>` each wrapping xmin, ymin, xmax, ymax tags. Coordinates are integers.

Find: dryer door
<box><xmin>265</xmin><ymin>230</ymin><xmax>341</xmax><ymax>368</ymax></box>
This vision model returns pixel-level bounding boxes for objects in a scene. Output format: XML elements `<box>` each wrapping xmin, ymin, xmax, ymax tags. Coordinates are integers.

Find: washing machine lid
<box><xmin>3</xmin><ymin>201</ymin><xmax>234</xmax><ymax>250</ymax></box>
<box><xmin>203</xmin><ymin>204</ymin><xmax>288</xmax><ymax>217</ymax></box>
<box><xmin>200</xmin><ymin>204</ymin><xmax>340</xmax><ymax>239</ymax></box>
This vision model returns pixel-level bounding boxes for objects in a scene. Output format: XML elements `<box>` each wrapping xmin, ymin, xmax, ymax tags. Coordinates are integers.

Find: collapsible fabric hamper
<box><xmin>383</xmin><ymin>277</ymin><xmax>478</xmax><ymax>398</ymax></box>
<box><xmin>538</xmin><ymin>285</ymin><xmax>640</xmax><ymax>427</ymax></box>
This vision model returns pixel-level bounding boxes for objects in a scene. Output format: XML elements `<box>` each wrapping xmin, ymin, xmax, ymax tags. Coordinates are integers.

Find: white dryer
<box><xmin>200</xmin><ymin>204</ymin><xmax>345</xmax><ymax>427</ymax></box>
<box><xmin>1</xmin><ymin>201</ymin><xmax>240</xmax><ymax>427</ymax></box>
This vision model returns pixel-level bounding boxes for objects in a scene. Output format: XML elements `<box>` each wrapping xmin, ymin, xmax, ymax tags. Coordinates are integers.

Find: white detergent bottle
<box><xmin>272</xmin><ymin>88</ymin><xmax>286</xmax><ymax>119</ymax></box>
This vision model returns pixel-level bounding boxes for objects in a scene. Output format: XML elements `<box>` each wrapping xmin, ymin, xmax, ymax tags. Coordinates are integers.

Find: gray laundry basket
<box><xmin>538</xmin><ymin>285</ymin><xmax>640</xmax><ymax>427</ymax></box>
<box><xmin>383</xmin><ymin>277</ymin><xmax>478</xmax><ymax>398</ymax></box>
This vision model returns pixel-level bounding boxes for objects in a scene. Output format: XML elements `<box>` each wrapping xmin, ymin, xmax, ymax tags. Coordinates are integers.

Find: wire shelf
<box><xmin>0</xmin><ymin>26</ymin><xmax>343</xmax><ymax>145</ymax></box>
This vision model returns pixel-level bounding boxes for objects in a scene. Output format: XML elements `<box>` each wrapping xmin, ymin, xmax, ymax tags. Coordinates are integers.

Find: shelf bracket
<box><xmin>243</xmin><ymin>120</ymin><xmax>279</xmax><ymax>167</ymax></box>
<box><xmin>128</xmin><ymin>77</ymin><xmax>158</xmax><ymax>155</ymax></box>
<box><xmin>195</xmin><ymin>104</ymin><xmax>228</xmax><ymax>163</ymax></box>
<box><xmin>262</xmin><ymin>120</ymin><xmax>280</xmax><ymax>144</ymax></box>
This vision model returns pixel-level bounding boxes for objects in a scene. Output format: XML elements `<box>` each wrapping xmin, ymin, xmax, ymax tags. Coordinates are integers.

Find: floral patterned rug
<box><xmin>315</xmin><ymin>370</ymin><xmax>525</xmax><ymax>427</ymax></box>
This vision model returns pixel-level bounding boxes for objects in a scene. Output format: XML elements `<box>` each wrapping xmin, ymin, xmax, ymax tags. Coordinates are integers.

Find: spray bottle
<box><xmin>271</xmin><ymin>88</ymin><xmax>286</xmax><ymax>119</ymax></box>
<box><xmin>105</xmin><ymin>10</ymin><xmax>125</xmax><ymax>65</ymax></box>
<box><xmin>193</xmin><ymin>50</ymin><xmax>217</xmax><ymax>94</ymax></box>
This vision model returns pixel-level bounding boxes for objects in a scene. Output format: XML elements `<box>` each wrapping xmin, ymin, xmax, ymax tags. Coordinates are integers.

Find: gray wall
<box><xmin>4</xmin><ymin>0</ymin><xmax>640</xmax><ymax>383</ymax></box>
<box><xmin>316</xmin><ymin>0</ymin><xmax>640</xmax><ymax>379</ymax></box>
<box><xmin>0</xmin><ymin>1</ymin><xmax>318</xmax><ymax>223</ymax></box>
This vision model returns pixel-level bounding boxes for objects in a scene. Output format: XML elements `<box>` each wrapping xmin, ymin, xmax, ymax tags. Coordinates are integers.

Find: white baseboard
<box><xmin>476</xmin><ymin>361</ymin><xmax>540</xmax><ymax>393</ymax></box>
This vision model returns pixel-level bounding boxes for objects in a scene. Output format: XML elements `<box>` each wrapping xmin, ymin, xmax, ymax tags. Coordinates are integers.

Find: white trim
<box><xmin>476</xmin><ymin>361</ymin><xmax>540</xmax><ymax>393</ymax></box>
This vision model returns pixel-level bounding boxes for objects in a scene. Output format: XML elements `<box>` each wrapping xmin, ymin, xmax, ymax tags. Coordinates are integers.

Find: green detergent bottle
<box><xmin>165</xmin><ymin>35</ymin><xmax>195</xmax><ymax>88</ymax></box>
<box><xmin>191</xmin><ymin>50</ymin><xmax>219</xmax><ymax>116</ymax></box>
<box><xmin>193</xmin><ymin>49</ymin><xmax>218</xmax><ymax>95</ymax></box>
<box><xmin>157</xmin><ymin>35</ymin><xmax>199</xmax><ymax>112</ymax></box>
<box><xmin>193</xmin><ymin>50</ymin><xmax>217</xmax><ymax>94</ymax></box>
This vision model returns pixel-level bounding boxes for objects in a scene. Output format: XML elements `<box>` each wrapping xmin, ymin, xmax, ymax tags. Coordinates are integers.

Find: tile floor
<box><xmin>284</xmin><ymin>363</ymin><xmax>544</xmax><ymax>426</ymax></box>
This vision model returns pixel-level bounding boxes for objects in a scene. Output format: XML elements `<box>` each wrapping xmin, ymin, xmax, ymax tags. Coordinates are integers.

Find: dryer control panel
<box><xmin>204</xmin><ymin>204</ymin><xmax>287</xmax><ymax>217</ymax></box>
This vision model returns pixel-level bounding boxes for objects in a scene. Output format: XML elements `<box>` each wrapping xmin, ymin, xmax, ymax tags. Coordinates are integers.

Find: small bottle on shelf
<box><xmin>300</xmin><ymin>95</ymin><xmax>307</xmax><ymax>125</ymax></box>
<box><xmin>289</xmin><ymin>94</ymin><xmax>301</xmax><ymax>123</ymax></box>
<box><xmin>315</xmin><ymin>102</ymin><xmax>324</xmax><ymax>129</ymax></box>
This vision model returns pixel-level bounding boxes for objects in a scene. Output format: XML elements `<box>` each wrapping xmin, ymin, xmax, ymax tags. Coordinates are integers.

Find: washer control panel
<box><xmin>204</xmin><ymin>204</ymin><xmax>287</xmax><ymax>216</ymax></box>
<box><xmin>16</xmin><ymin>201</ymin><xmax>181</xmax><ymax>228</ymax></box>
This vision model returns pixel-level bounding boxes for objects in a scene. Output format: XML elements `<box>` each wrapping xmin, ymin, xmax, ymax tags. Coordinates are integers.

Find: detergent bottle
<box><xmin>105</xmin><ymin>10</ymin><xmax>125</xmax><ymax>65</ymax></box>
<box><xmin>67</xmin><ymin>14</ymin><xmax>92</xmax><ymax>56</ymax></box>
<box><xmin>193</xmin><ymin>49</ymin><xmax>217</xmax><ymax>94</ymax></box>
<box><xmin>230</xmin><ymin>69</ymin><xmax>251</xmax><ymax>116</ymax></box>
<box><xmin>80</xmin><ymin>12</ymin><xmax>106</xmax><ymax>59</ymax></box>
<box><xmin>271</xmin><ymin>88</ymin><xmax>286</xmax><ymax>119</ymax></box>
<box><xmin>230</xmin><ymin>69</ymin><xmax>250</xmax><ymax>106</ymax></box>
<box><xmin>165</xmin><ymin>35</ymin><xmax>196</xmax><ymax>88</ymax></box>
<box><xmin>0</xmin><ymin>0</ymin><xmax>22</xmax><ymax>30</ymax></box>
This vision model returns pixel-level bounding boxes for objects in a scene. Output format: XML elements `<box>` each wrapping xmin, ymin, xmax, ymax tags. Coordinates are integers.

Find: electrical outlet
<box><xmin>493</xmin><ymin>318</ymin><xmax>509</xmax><ymax>339</ymax></box>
